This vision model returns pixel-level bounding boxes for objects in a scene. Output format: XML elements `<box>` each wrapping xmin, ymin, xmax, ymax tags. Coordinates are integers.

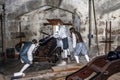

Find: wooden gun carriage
<box><xmin>66</xmin><ymin>46</ymin><xmax>120</xmax><ymax>80</ymax></box>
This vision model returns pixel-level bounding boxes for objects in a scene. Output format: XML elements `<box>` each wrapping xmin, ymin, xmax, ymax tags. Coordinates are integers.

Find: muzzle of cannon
<box><xmin>107</xmin><ymin>51</ymin><xmax>120</xmax><ymax>61</ymax></box>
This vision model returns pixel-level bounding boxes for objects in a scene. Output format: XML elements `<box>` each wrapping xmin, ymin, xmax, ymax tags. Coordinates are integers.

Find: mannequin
<box><xmin>53</xmin><ymin>24</ymin><xmax>70</xmax><ymax>65</ymax></box>
<box><xmin>70</xmin><ymin>27</ymin><xmax>90</xmax><ymax>63</ymax></box>
<box><xmin>14</xmin><ymin>39</ymin><xmax>38</xmax><ymax>77</ymax></box>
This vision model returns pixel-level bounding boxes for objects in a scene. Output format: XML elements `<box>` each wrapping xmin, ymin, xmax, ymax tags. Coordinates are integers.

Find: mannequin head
<box><xmin>70</xmin><ymin>27</ymin><xmax>75</xmax><ymax>33</ymax></box>
<box><xmin>32</xmin><ymin>39</ymin><xmax>37</xmax><ymax>44</ymax></box>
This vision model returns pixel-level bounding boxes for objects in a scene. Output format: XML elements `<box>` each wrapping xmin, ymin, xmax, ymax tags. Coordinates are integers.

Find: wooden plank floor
<box><xmin>16</xmin><ymin>63</ymin><xmax>83</xmax><ymax>80</ymax></box>
<box><xmin>1</xmin><ymin>56</ymin><xmax>120</xmax><ymax>80</ymax></box>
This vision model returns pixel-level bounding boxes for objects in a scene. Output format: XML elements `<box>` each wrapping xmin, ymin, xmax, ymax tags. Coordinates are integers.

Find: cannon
<box><xmin>6</xmin><ymin>36</ymin><xmax>62</xmax><ymax>64</ymax></box>
<box><xmin>34</xmin><ymin>36</ymin><xmax>62</xmax><ymax>63</ymax></box>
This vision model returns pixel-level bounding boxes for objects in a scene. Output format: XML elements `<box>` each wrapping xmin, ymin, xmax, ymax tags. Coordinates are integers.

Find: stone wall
<box><xmin>88</xmin><ymin>9</ymin><xmax>120</xmax><ymax>57</ymax></box>
<box><xmin>20</xmin><ymin>9</ymin><xmax>72</xmax><ymax>40</ymax></box>
<box><xmin>5</xmin><ymin>8</ymin><xmax>73</xmax><ymax>48</ymax></box>
<box><xmin>3</xmin><ymin>0</ymin><xmax>120</xmax><ymax>58</ymax></box>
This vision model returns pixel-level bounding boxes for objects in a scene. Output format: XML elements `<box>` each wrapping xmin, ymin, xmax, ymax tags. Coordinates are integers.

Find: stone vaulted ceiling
<box><xmin>0</xmin><ymin>0</ymin><xmax>120</xmax><ymax>19</ymax></box>
<box><xmin>95</xmin><ymin>0</ymin><xmax>120</xmax><ymax>15</ymax></box>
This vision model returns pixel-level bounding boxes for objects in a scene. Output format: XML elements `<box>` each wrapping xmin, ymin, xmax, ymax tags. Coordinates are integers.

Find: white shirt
<box><xmin>72</xmin><ymin>33</ymin><xmax>77</xmax><ymax>48</ymax></box>
<box><xmin>27</xmin><ymin>44</ymin><xmax>36</xmax><ymax>62</ymax></box>
<box><xmin>59</xmin><ymin>25</ymin><xmax>67</xmax><ymax>38</ymax></box>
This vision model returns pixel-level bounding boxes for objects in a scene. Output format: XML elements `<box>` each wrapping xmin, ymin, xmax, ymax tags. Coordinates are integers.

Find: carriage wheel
<box><xmin>47</xmin><ymin>55</ymin><xmax>59</xmax><ymax>63</ymax></box>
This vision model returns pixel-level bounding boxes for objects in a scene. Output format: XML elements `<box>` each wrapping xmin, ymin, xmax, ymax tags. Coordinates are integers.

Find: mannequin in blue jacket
<box><xmin>14</xmin><ymin>39</ymin><xmax>38</xmax><ymax>77</ymax></box>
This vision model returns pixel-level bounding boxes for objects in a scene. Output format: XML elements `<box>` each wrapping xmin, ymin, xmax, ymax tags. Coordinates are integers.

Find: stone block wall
<box><xmin>4</xmin><ymin>0</ymin><xmax>120</xmax><ymax>58</ymax></box>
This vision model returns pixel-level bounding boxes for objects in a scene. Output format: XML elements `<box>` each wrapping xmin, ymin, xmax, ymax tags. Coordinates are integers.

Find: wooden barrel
<box><xmin>0</xmin><ymin>52</ymin><xmax>5</xmax><ymax>64</ymax></box>
<box><xmin>6</xmin><ymin>48</ymin><xmax>17</xmax><ymax>58</ymax></box>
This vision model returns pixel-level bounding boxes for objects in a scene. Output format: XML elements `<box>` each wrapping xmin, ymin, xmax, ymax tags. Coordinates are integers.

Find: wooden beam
<box><xmin>40</xmin><ymin>31</ymin><xmax>50</xmax><ymax>36</ymax></box>
<box><xmin>47</xmin><ymin>19</ymin><xmax>64</xmax><ymax>26</ymax></box>
<box><xmin>44</xmin><ymin>19</ymin><xmax>72</xmax><ymax>26</ymax></box>
<box><xmin>92</xmin><ymin>0</ymin><xmax>100</xmax><ymax>55</ymax></box>
<box><xmin>52</xmin><ymin>64</ymin><xmax>83</xmax><ymax>72</ymax></box>
<box><xmin>88</xmin><ymin>0</ymin><xmax>92</xmax><ymax>50</ymax></box>
<box><xmin>43</xmin><ymin>23</ymin><xmax>72</xmax><ymax>26</ymax></box>
<box><xmin>109</xmin><ymin>21</ymin><xmax>112</xmax><ymax>51</ymax></box>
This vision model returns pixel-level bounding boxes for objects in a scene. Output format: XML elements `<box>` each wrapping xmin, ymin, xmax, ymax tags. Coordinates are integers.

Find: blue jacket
<box><xmin>20</xmin><ymin>41</ymin><xmax>32</xmax><ymax>64</ymax></box>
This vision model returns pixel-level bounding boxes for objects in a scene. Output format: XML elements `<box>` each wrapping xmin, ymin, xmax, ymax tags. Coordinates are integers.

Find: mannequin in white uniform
<box><xmin>59</xmin><ymin>25</ymin><xmax>70</xmax><ymax>58</ymax></box>
<box><xmin>53</xmin><ymin>24</ymin><xmax>70</xmax><ymax>65</ymax></box>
